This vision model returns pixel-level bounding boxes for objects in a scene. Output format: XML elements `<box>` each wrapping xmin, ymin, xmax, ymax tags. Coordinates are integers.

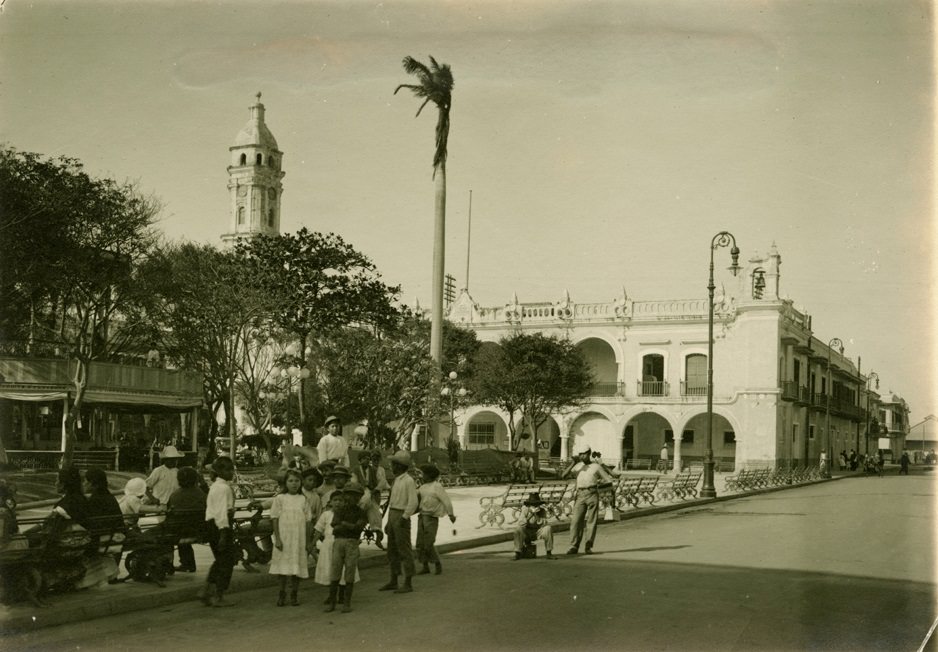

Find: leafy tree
<box><xmin>0</xmin><ymin>147</ymin><xmax>160</xmax><ymax>465</ymax></box>
<box><xmin>471</xmin><ymin>332</ymin><xmax>593</xmax><ymax>453</ymax></box>
<box><xmin>141</xmin><ymin>243</ymin><xmax>277</xmax><ymax>456</ymax></box>
<box><xmin>395</xmin><ymin>55</ymin><xmax>454</xmax><ymax>371</ymax></box>
<box><xmin>236</xmin><ymin>229</ymin><xmax>401</xmax><ymax>439</ymax></box>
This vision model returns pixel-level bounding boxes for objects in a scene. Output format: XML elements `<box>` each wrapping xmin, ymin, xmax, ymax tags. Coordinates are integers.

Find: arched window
<box><xmin>269</xmin><ymin>156</ymin><xmax>276</xmax><ymax>168</ymax></box>
<box><xmin>684</xmin><ymin>354</ymin><xmax>707</xmax><ymax>396</ymax></box>
<box><xmin>640</xmin><ymin>354</ymin><xmax>666</xmax><ymax>396</ymax></box>
<box><xmin>237</xmin><ymin>206</ymin><xmax>245</xmax><ymax>225</ymax></box>
<box><xmin>239</xmin><ymin>153</ymin><xmax>246</xmax><ymax>165</ymax></box>
<box><xmin>256</xmin><ymin>153</ymin><xmax>263</xmax><ymax>165</ymax></box>
<box><xmin>267</xmin><ymin>209</ymin><xmax>274</xmax><ymax>227</ymax></box>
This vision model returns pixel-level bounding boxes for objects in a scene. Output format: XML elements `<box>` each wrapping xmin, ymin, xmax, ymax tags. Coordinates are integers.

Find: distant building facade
<box><xmin>907</xmin><ymin>415</ymin><xmax>937</xmax><ymax>461</ymax></box>
<box><xmin>444</xmin><ymin>244</ymin><xmax>899</xmax><ymax>471</ymax></box>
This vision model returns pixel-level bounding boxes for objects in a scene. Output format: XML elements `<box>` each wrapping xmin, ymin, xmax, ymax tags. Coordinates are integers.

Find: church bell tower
<box><xmin>221</xmin><ymin>93</ymin><xmax>285</xmax><ymax>247</ymax></box>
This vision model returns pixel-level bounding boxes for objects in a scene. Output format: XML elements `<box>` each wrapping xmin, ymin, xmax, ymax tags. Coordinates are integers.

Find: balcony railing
<box><xmin>589</xmin><ymin>382</ymin><xmax>622</xmax><ymax>397</ymax></box>
<box><xmin>781</xmin><ymin>381</ymin><xmax>811</xmax><ymax>403</ymax></box>
<box><xmin>680</xmin><ymin>381</ymin><xmax>707</xmax><ymax>397</ymax></box>
<box><xmin>637</xmin><ymin>380</ymin><xmax>670</xmax><ymax>397</ymax></box>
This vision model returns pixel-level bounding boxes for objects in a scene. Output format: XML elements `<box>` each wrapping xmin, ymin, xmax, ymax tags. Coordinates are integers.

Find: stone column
<box><xmin>673</xmin><ymin>434</ymin><xmax>682</xmax><ymax>472</ymax></box>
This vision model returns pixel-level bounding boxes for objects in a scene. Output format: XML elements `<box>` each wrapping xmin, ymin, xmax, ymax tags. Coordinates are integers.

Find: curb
<box><xmin>0</xmin><ymin>476</ymin><xmax>844</xmax><ymax>633</ymax></box>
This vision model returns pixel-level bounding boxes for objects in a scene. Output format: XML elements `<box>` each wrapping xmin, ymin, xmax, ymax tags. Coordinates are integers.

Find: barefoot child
<box><xmin>270</xmin><ymin>469</ymin><xmax>313</xmax><ymax>606</ymax></box>
<box><xmin>325</xmin><ymin>485</ymin><xmax>367</xmax><ymax>613</ymax></box>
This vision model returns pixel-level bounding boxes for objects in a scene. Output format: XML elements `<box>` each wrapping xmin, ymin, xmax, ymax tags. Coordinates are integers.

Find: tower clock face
<box><xmin>237</xmin><ymin>186</ymin><xmax>247</xmax><ymax>197</ymax></box>
<box><xmin>267</xmin><ymin>188</ymin><xmax>276</xmax><ymax>200</ymax></box>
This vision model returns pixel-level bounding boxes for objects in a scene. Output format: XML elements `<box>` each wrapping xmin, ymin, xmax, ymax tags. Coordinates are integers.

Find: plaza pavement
<box><xmin>0</xmin><ymin>466</ymin><xmax>918</xmax><ymax>636</ymax></box>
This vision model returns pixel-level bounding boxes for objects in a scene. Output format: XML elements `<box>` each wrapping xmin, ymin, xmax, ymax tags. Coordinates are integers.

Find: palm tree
<box><xmin>395</xmin><ymin>55</ymin><xmax>454</xmax><ymax>374</ymax></box>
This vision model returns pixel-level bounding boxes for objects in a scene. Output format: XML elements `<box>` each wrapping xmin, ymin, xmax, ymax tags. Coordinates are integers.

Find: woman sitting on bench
<box><xmin>512</xmin><ymin>493</ymin><xmax>556</xmax><ymax>560</ymax></box>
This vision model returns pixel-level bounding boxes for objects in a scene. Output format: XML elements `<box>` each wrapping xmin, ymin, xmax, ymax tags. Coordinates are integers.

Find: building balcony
<box><xmin>781</xmin><ymin>381</ymin><xmax>810</xmax><ymax>404</ymax></box>
<box><xmin>637</xmin><ymin>380</ymin><xmax>670</xmax><ymax>397</ymax></box>
<box><xmin>680</xmin><ymin>381</ymin><xmax>707</xmax><ymax>397</ymax></box>
<box><xmin>0</xmin><ymin>356</ymin><xmax>202</xmax><ymax>408</ymax></box>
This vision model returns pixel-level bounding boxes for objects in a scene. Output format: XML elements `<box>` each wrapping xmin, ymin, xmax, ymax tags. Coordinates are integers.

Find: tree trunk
<box><xmin>62</xmin><ymin>357</ymin><xmax>89</xmax><ymax>468</ymax></box>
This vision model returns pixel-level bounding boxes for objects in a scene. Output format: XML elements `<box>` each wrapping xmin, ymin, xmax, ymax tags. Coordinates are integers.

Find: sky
<box><xmin>1</xmin><ymin>0</ymin><xmax>934</xmax><ymax>421</ymax></box>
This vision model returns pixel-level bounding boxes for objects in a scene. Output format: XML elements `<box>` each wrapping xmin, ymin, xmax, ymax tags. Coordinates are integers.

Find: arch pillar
<box><xmin>673</xmin><ymin>434</ymin><xmax>682</xmax><ymax>473</ymax></box>
<box><xmin>559</xmin><ymin>416</ymin><xmax>573</xmax><ymax>460</ymax></box>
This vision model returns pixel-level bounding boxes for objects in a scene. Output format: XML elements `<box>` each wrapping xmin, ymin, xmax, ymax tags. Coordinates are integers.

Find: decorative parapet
<box><xmin>464</xmin><ymin>292</ymin><xmax>737</xmax><ymax>327</ymax></box>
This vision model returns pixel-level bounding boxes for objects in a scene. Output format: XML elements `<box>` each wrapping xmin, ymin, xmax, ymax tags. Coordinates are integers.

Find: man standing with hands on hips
<box><xmin>561</xmin><ymin>444</ymin><xmax>615</xmax><ymax>555</ymax></box>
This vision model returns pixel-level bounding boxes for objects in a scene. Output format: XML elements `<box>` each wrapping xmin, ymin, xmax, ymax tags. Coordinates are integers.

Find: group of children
<box><xmin>256</xmin><ymin>450</ymin><xmax>456</xmax><ymax>613</ymax></box>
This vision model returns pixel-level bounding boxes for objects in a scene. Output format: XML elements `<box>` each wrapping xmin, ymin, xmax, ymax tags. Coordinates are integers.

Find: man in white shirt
<box><xmin>146</xmin><ymin>445</ymin><xmax>185</xmax><ymax>505</ymax></box>
<box><xmin>379</xmin><ymin>450</ymin><xmax>418</xmax><ymax>594</ymax></box>
<box><xmin>317</xmin><ymin>416</ymin><xmax>350</xmax><ymax>467</ymax></box>
<box><xmin>658</xmin><ymin>442</ymin><xmax>670</xmax><ymax>473</ymax></box>
<box><xmin>561</xmin><ymin>445</ymin><xmax>614</xmax><ymax>555</ymax></box>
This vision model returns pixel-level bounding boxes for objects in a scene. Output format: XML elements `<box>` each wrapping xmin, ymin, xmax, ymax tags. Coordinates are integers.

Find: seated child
<box><xmin>512</xmin><ymin>492</ymin><xmax>556</xmax><ymax>560</ymax></box>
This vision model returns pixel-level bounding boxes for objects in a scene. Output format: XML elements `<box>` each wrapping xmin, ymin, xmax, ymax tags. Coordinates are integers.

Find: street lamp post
<box><xmin>823</xmin><ymin>337</ymin><xmax>844</xmax><ymax>478</ymax></box>
<box><xmin>865</xmin><ymin>371</ymin><xmax>879</xmax><ymax>456</ymax></box>
<box><xmin>440</xmin><ymin>371</ymin><xmax>468</xmax><ymax>455</ymax></box>
<box><xmin>270</xmin><ymin>358</ymin><xmax>311</xmax><ymax>446</ymax></box>
<box><xmin>703</xmin><ymin>231</ymin><xmax>741</xmax><ymax>499</ymax></box>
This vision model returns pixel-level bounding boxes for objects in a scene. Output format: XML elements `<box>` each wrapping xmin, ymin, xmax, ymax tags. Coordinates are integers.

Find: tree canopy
<box><xmin>471</xmin><ymin>332</ymin><xmax>593</xmax><ymax>452</ymax></box>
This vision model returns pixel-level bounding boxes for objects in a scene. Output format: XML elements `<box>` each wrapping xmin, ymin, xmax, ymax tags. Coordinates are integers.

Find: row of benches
<box><xmin>478</xmin><ymin>471</ymin><xmax>707</xmax><ymax>529</ymax></box>
<box><xmin>724</xmin><ymin>465</ymin><xmax>821</xmax><ymax>492</ymax></box>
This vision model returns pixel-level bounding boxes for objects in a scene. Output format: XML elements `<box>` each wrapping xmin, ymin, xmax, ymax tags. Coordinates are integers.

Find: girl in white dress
<box><xmin>269</xmin><ymin>469</ymin><xmax>312</xmax><ymax>606</ymax></box>
<box><xmin>313</xmin><ymin>493</ymin><xmax>360</xmax><ymax>598</ymax></box>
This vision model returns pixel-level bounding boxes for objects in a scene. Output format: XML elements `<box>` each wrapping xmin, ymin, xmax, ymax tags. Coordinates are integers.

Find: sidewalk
<box><xmin>0</xmin><ymin>469</ymin><xmax>836</xmax><ymax>633</ymax></box>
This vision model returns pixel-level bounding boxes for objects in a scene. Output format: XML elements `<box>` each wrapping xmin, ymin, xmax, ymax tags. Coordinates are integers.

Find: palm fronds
<box><xmin>395</xmin><ymin>55</ymin><xmax>454</xmax><ymax>172</ymax></box>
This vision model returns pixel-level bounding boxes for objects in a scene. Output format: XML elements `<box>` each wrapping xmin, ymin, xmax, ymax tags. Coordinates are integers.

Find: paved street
<box><xmin>8</xmin><ymin>473</ymin><xmax>936</xmax><ymax>652</ymax></box>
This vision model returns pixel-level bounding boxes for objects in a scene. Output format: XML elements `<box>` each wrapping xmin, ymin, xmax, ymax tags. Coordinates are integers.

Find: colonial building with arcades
<box><xmin>443</xmin><ymin>245</ymin><xmax>897</xmax><ymax>470</ymax></box>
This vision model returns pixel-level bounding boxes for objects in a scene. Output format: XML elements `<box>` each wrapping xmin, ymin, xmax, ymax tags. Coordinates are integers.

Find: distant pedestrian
<box><xmin>658</xmin><ymin>442</ymin><xmax>670</xmax><ymax>473</ymax></box>
<box><xmin>849</xmin><ymin>449</ymin><xmax>858</xmax><ymax>471</ymax></box>
<box><xmin>838</xmin><ymin>451</ymin><xmax>847</xmax><ymax>471</ymax></box>
<box><xmin>899</xmin><ymin>450</ymin><xmax>910</xmax><ymax>475</ymax></box>
<box><xmin>416</xmin><ymin>464</ymin><xmax>455</xmax><ymax>575</ymax></box>
<box><xmin>270</xmin><ymin>469</ymin><xmax>313</xmax><ymax>607</ymax></box>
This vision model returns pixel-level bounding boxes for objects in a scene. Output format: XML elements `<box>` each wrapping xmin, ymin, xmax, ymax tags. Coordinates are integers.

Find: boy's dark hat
<box><xmin>523</xmin><ymin>492</ymin><xmax>545</xmax><ymax>506</ymax></box>
<box><xmin>330</xmin><ymin>465</ymin><xmax>352</xmax><ymax>478</ymax></box>
<box><xmin>419</xmin><ymin>463</ymin><xmax>440</xmax><ymax>479</ymax></box>
<box><xmin>343</xmin><ymin>484</ymin><xmax>365</xmax><ymax>497</ymax></box>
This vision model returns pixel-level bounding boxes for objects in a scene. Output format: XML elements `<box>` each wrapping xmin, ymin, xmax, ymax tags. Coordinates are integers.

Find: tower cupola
<box><xmin>222</xmin><ymin>92</ymin><xmax>285</xmax><ymax>247</ymax></box>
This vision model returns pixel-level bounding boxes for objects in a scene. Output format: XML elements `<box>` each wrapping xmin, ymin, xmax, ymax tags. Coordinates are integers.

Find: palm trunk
<box><xmin>428</xmin><ymin>163</ymin><xmax>446</xmax><ymax>451</ymax></box>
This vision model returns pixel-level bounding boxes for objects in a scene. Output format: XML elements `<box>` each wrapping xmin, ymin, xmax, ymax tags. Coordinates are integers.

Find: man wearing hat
<box><xmin>512</xmin><ymin>492</ymin><xmax>556</xmax><ymax>560</ymax></box>
<box><xmin>379</xmin><ymin>450</ymin><xmax>418</xmax><ymax>593</ymax></box>
<box><xmin>146</xmin><ymin>445</ymin><xmax>186</xmax><ymax>506</ymax></box>
<box><xmin>317</xmin><ymin>416</ymin><xmax>350</xmax><ymax>468</ymax></box>
<box><xmin>561</xmin><ymin>444</ymin><xmax>615</xmax><ymax>555</ymax></box>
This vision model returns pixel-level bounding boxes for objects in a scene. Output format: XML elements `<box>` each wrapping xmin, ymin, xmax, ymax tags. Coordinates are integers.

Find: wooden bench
<box><xmin>72</xmin><ymin>449</ymin><xmax>121</xmax><ymax>471</ymax></box>
<box><xmin>657</xmin><ymin>471</ymin><xmax>702</xmax><ymax>501</ymax></box>
<box><xmin>477</xmin><ymin>483</ymin><xmax>540</xmax><ymax>528</ymax></box>
<box><xmin>623</xmin><ymin>458</ymin><xmax>653</xmax><ymax>471</ymax></box>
